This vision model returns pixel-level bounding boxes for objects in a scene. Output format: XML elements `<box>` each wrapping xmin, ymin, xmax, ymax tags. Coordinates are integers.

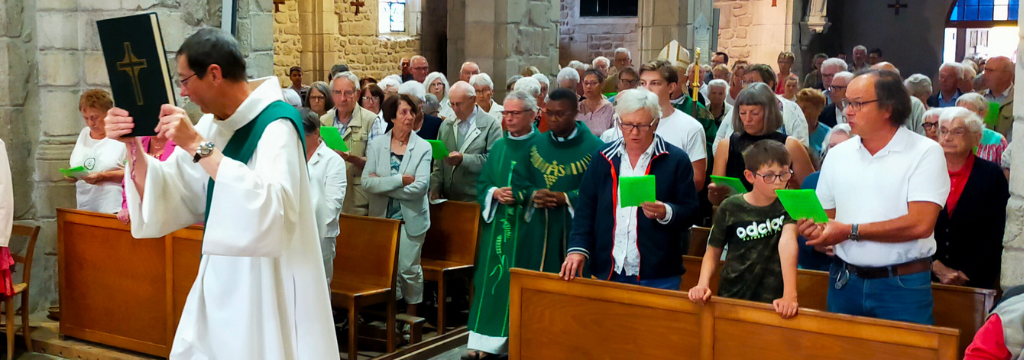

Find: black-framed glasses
<box><xmin>922</xmin><ymin>122</ymin><xmax>938</xmax><ymax>130</ymax></box>
<box><xmin>841</xmin><ymin>99</ymin><xmax>879</xmax><ymax>111</ymax></box>
<box><xmin>755</xmin><ymin>169</ymin><xmax>794</xmax><ymax>183</ymax></box>
<box><xmin>619</xmin><ymin>120</ymin><xmax>657</xmax><ymax>132</ymax></box>
<box><xmin>175</xmin><ymin>73</ymin><xmax>197</xmax><ymax>88</ymax></box>
<box><xmin>501</xmin><ymin>110</ymin><xmax>530</xmax><ymax>117</ymax></box>
<box><xmin>829</xmin><ymin>85</ymin><xmax>847</xmax><ymax>92</ymax></box>
<box><xmin>619</xmin><ymin>78</ymin><xmax>639</xmax><ymax>85</ymax></box>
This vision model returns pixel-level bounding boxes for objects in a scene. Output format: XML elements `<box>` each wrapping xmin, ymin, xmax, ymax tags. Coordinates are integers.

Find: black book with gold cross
<box><xmin>97</xmin><ymin>13</ymin><xmax>176</xmax><ymax>137</ymax></box>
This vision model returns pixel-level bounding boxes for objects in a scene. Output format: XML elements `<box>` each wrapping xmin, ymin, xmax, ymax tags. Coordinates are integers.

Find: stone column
<box><xmin>3</xmin><ymin>0</ymin><xmax>274</xmax><ymax>314</ymax></box>
<box><xmin>638</xmin><ymin>0</ymin><xmax>687</xmax><ymax>65</ymax></box>
<box><xmin>999</xmin><ymin>4</ymin><xmax>1024</xmax><ymax>291</ymax></box>
<box><xmin>452</xmin><ymin>0</ymin><xmax>559</xmax><ymax>99</ymax></box>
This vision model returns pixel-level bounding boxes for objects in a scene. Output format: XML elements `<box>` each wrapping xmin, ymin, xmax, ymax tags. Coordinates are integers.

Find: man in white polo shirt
<box><xmin>798</xmin><ymin>69</ymin><xmax>949</xmax><ymax>325</ymax></box>
<box><xmin>601</xmin><ymin>60</ymin><xmax>707</xmax><ymax>191</ymax></box>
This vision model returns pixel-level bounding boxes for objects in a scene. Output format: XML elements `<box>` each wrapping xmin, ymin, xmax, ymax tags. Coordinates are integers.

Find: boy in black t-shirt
<box><xmin>687</xmin><ymin>140</ymin><xmax>800</xmax><ymax>318</ymax></box>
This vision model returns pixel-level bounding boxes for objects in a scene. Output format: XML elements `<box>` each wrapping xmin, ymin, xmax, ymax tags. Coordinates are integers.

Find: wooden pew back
<box><xmin>333</xmin><ymin>214</ymin><xmax>402</xmax><ymax>290</ymax></box>
<box><xmin>423</xmin><ymin>200</ymin><xmax>481</xmax><ymax>265</ymax></box>
<box><xmin>681</xmin><ymin>255</ymin><xmax>995</xmax><ymax>358</ymax></box>
<box><xmin>688</xmin><ymin>226</ymin><xmax>710</xmax><ymax>257</ymax></box>
<box><xmin>510</xmin><ymin>268</ymin><xmax>960</xmax><ymax>360</ymax></box>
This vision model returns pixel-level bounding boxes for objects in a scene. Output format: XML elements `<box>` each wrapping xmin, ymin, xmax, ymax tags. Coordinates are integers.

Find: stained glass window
<box><xmin>379</xmin><ymin>0</ymin><xmax>406</xmax><ymax>33</ymax></box>
<box><xmin>949</xmin><ymin>0</ymin><xmax>1019</xmax><ymax>22</ymax></box>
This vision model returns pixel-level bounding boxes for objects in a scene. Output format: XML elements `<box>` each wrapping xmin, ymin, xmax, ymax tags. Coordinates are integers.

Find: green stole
<box><xmin>203</xmin><ymin>101</ymin><xmax>305</xmax><ymax>233</ymax></box>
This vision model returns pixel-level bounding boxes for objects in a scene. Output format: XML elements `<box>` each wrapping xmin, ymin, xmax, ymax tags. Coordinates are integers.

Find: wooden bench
<box><xmin>688</xmin><ymin>226</ymin><xmax>711</xmax><ymax>257</ymax></box>
<box><xmin>509</xmin><ymin>268</ymin><xmax>959</xmax><ymax>359</ymax></box>
<box><xmin>422</xmin><ymin>200</ymin><xmax>480</xmax><ymax>334</ymax></box>
<box><xmin>681</xmin><ymin>255</ymin><xmax>995</xmax><ymax>358</ymax></box>
<box><xmin>57</xmin><ymin>209</ymin><xmax>204</xmax><ymax>357</ymax></box>
<box><xmin>331</xmin><ymin>214</ymin><xmax>402</xmax><ymax>360</ymax></box>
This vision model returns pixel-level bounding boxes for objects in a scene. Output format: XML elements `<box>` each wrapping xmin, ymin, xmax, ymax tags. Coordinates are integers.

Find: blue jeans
<box><xmin>609</xmin><ymin>272</ymin><xmax>682</xmax><ymax>291</ymax></box>
<box><xmin>827</xmin><ymin>260</ymin><xmax>934</xmax><ymax>325</ymax></box>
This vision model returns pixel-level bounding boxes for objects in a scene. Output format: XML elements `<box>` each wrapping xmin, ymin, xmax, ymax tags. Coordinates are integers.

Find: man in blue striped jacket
<box><xmin>560</xmin><ymin>88</ymin><xmax>700</xmax><ymax>290</ymax></box>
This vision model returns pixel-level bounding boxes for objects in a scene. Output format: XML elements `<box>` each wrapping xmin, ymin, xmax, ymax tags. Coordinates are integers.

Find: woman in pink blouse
<box><xmin>576</xmin><ymin>69</ymin><xmax>615</xmax><ymax>136</ymax></box>
<box><xmin>116</xmin><ymin>136</ymin><xmax>176</xmax><ymax>224</ymax></box>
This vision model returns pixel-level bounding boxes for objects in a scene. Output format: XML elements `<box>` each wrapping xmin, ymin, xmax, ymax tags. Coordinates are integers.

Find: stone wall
<box><xmin>273</xmin><ymin>0</ymin><xmax>421</xmax><ymax>86</ymax></box>
<box><xmin>3</xmin><ymin>0</ymin><xmax>274</xmax><ymax>314</ymax></box>
<box><xmin>1000</xmin><ymin>7</ymin><xmax>1024</xmax><ymax>291</ymax></box>
<box><xmin>450</xmin><ymin>0</ymin><xmax>560</xmax><ymax>100</ymax></box>
<box><xmin>714</xmin><ymin>0</ymin><xmax>795</xmax><ymax>69</ymax></box>
<box><xmin>558</xmin><ymin>0</ymin><xmax>639</xmax><ymax>66</ymax></box>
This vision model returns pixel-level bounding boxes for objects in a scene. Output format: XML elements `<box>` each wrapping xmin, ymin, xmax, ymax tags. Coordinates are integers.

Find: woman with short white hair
<box><xmin>956</xmin><ymin>93</ymin><xmax>1007</xmax><ymax>163</ymax></box>
<box><xmin>932</xmin><ymin>106</ymin><xmax>1008</xmax><ymax>289</ymax></box>
<box><xmin>469</xmin><ymin>73</ymin><xmax>504</xmax><ymax>121</ymax></box>
<box><xmin>904</xmin><ymin>74</ymin><xmax>933</xmax><ymax>108</ymax></box>
<box><xmin>514</xmin><ymin>77</ymin><xmax>548</xmax><ymax>132</ymax></box>
<box><xmin>424</xmin><ymin>72</ymin><xmax>453</xmax><ymax>119</ymax></box>
<box><xmin>556</xmin><ymin>67</ymin><xmax>580</xmax><ymax>95</ymax></box>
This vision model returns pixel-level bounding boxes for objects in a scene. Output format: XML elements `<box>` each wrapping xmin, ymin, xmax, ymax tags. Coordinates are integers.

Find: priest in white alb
<box><xmin>104</xmin><ymin>28</ymin><xmax>339</xmax><ymax>359</ymax></box>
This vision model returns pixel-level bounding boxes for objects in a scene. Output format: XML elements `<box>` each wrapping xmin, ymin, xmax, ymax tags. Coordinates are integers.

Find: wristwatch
<box><xmin>850</xmin><ymin>224</ymin><xmax>860</xmax><ymax>242</ymax></box>
<box><xmin>193</xmin><ymin>141</ymin><xmax>215</xmax><ymax>163</ymax></box>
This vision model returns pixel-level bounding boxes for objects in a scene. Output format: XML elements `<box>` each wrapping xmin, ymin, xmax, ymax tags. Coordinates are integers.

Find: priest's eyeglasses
<box><xmin>754</xmin><ymin>169</ymin><xmax>793</xmax><ymax>183</ymax></box>
<box><xmin>175</xmin><ymin>73</ymin><xmax>197</xmax><ymax>88</ymax></box>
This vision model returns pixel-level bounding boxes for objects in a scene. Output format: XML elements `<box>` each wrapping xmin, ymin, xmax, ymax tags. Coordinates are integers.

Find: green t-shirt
<box><xmin>708</xmin><ymin>195</ymin><xmax>795</xmax><ymax>303</ymax></box>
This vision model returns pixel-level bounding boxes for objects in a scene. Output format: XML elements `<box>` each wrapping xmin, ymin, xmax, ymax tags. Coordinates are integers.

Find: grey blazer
<box><xmin>429</xmin><ymin>106</ymin><xmax>503</xmax><ymax>202</ymax></box>
<box><xmin>361</xmin><ymin>130</ymin><xmax>433</xmax><ymax>237</ymax></box>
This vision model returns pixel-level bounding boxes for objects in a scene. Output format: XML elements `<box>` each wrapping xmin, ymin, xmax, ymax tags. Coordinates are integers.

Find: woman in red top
<box><xmin>931</xmin><ymin>107</ymin><xmax>1008</xmax><ymax>289</ymax></box>
<box><xmin>775</xmin><ymin>52</ymin><xmax>796</xmax><ymax>95</ymax></box>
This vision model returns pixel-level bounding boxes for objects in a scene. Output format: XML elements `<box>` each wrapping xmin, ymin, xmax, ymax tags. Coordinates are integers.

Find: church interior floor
<box><xmin>0</xmin><ymin>311</ymin><xmax>470</xmax><ymax>360</ymax></box>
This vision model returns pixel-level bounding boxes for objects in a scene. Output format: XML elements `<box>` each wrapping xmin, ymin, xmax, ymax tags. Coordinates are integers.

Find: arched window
<box><xmin>943</xmin><ymin>0</ymin><xmax>1018</xmax><ymax>62</ymax></box>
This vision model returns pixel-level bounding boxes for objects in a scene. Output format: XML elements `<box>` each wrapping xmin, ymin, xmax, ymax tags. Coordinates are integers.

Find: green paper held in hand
<box><xmin>775</xmin><ymin>189</ymin><xmax>829</xmax><ymax>223</ymax></box>
<box><xmin>60</xmin><ymin>166</ymin><xmax>88</xmax><ymax>179</ymax></box>
<box><xmin>710</xmin><ymin>175</ymin><xmax>747</xmax><ymax>195</ymax></box>
<box><xmin>984</xmin><ymin>102</ymin><xmax>1000</xmax><ymax>127</ymax></box>
<box><xmin>427</xmin><ymin>139</ymin><xmax>448</xmax><ymax>160</ymax></box>
<box><xmin>619</xmin><ymin>175</ymin><xmax>656</xmax><ymax>208</ymax></box>
<box><xmin>319</xmin><ymin>126</ymin><xmax>349</xmax><ymax>152</ymax></box>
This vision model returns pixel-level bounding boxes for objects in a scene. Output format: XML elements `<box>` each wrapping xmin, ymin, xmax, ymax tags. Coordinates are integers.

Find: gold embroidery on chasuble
<box><xmin>530</xmin><ymin>147</ymin><xmax>593</xmax><ymax>188</ymax></box>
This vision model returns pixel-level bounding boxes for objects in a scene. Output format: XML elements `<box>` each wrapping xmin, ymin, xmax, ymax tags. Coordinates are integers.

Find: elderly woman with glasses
<box><xmin>931</xmin><ymin>107</ymin><xmax>1008</xmax><ymax>289</ymax></box>
<box><xmin>921</xmin><ymin>108</ymin><xmax>945</xmax><ymax>142</ymax></box>
<box><xmin>577</xmin><ymin>69</ymin><xmax>615</xmax><ymax>136</ymax></box>
<box><xmin>304</xmin><ymin>81</ymin><xmax>334</xmax><ymax>117</ymax></box>
<box><xmin>708</xmin><ymin>83</ymin><xmax>815</xmax><ymax>205</ymax></box>
<box><xmin>561</xmin><ymin>88</ymin><xmax>699</xmax><ymax>290</ymax></box>
<box><xmin>956</xmin><ymin>93</ymin><xmax>1007</xmax><ymax>164</ymax></box>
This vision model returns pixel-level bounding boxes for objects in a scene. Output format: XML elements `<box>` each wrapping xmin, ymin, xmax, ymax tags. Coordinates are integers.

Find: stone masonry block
<box><xmin>39</xmin><ymin>90</ymin><xmax>86</xmax><ymax>137</ymax></box>
<box><xmin>466</xmin><ymin>0</ymin><xmax>495</xmax><ymax>23</ymax></box>
<box><xmin>80</xmin><ymin>0</ymin><xmax>121</xmax><ymax>10</ymax></box>
<box><xmin>159</xmin><ymin>12</ymin><xmax>189</xmax><ymax>53</ymax></box>
<box><xmin>39</xmin><ymin>51</ymin><xmax>81</xmax><ymax>86</ymax></box>
<box><xmin>84</xmin><ymin>51</ymin><xmax>110</xmax><ymax>86</ymax></box>
<box><xmin>31</xmin><ymin>181</ymin><xmax>76</xmax><ymax>219</ymax></box>
<box><xmin>737</xmin><ymin>14</ymin><xmax>752</xmax><ymax>27</ymax></box>
<box><xmin>247</xmin><ymin>51</ymin><xmax>274</xmax><ymax>78</ymax></box>
<box><xmin>2</xmin><ymin>0</ymin><xmax>24</xmax><ymax>37</ymax></box>
<box><xmin>1004</xmin><ymin>196</ymin><xmax>1024</xmax><ymax>249</ymax></box>
<box><xmin>38</xmin><ymin>12</ymin><xmax>79</xmax><ymax>50</ymax></box>
<box><xmin>122</xmin><ymin>0</ymin><xmax>160</xmax><ymax>10</ymax></box>
<box><xmin>252</xmin><ymin>13</ymin><xmax>275</xmax><ymax>52</ymax></box>
<box><xmin>1002</xmin><ymin>250</ymin><xmax>1024</xmax><ymax>289</ymax></box>
<box><xmin>528</xmin><ymin>2</ymin><xmax>551</xmax><ymax>28</ymax></box>
<box><xmin>37</xmin><ymin>0</ymin><xmax>78</xmax><ymax>11</ymax></box>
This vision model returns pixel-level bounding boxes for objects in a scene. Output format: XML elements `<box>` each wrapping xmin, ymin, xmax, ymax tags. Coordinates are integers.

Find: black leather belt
<box><xmin>843</xmin><ymin>258</ymin><xmax>932</xmax><ymax>279</ymax></box>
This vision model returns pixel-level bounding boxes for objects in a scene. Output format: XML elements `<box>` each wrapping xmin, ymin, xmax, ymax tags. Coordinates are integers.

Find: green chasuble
<box><xmin>512</xmin><ymin>121</ymin><xmax>604</xmax><ymax>273</ymax></box>
<box><xmin>467</xmin><ymin>130</ymin><xmax>536</xmax><ymax>340</ymax></box>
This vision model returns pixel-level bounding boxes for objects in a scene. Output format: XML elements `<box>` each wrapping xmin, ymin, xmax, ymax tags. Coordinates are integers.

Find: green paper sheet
<box><xmin>775</xmin><ymin>189</ymin><xmax>829</xmax><ymax>223</ymax></box>
<box><xmin>710</xmin><ymin>175</ymin><xmax>748</xmax><ymax>195</ymax></box>
<box><xmin>619</xmin><ymin>175</ymin><xmax>656</xmax><ymax>208</ymax></box>
<box><xmin>59</xmin><ymin>166</ymin><xmax>88</xmax><ymax>179</ymax></box>
<box><xmin>319</xmin><ymin>126</ymin><xmax>349</xmax><ymax>152</ymax></box>
<box><xmin>427</xmin><ymin>139</ymin><xmax>449</xmax><ymax>160</ymax></box>
<box><xmin>984</xmin><ymin>102</ymin><xmax>1000</xmax><ymax>127</ymax></box>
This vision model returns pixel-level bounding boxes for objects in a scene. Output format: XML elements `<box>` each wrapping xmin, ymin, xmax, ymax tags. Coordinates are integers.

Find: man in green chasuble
<box><xmin>465</xmin><ymin>90</ymin><xmax>538</xmax><ymax>358</ymax></box>
<box><xmin>513</xmin><ymin>88</ymin><xmax>604</xmax><ymax>274</ymax></box>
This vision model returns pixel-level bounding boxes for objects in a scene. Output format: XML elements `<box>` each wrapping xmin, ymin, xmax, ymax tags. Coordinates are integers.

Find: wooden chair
<box><xmin>688</xmin><ymin>226</ymin><xmax>711</xmax><ymax>257</ymax></box>
<box><xmin>3</xmin><ymin>225</ymin><xmax>39</xmax><ymax>360</ymax></box>
<box><xmin>330</xmin><ymin>215</ymin><xmax>402</xmax><ymax>360</ymax></box>
<box><xmin>422</xmin><ymin>200</ymin><xmax>481</xmax><ymax>335</ymax></box>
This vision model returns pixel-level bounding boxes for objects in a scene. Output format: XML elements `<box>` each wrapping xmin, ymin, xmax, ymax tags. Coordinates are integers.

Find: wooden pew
<box><xmin>681</xmin><ymin>255</ymin><xmax>995</xmax><ymax>358</ymax></box>
<box><xmin>688</xmin><ymin>226</ymin><xmax>711</xmax><ymax>257</ymax></box>
<box><xmin>57</xmin><ymin>209</ymin><xmax>203</xmax><ymax>357</ymax></box>
<box><xmin>331</xmin><ymin>214</ymin><xmax>402</xmax><ymax>360</ymax></box>
<box><xmin>422</xmin><ymin>200</ymin><xmax>481</xmax><ymax>334</ymax></box>
<box><xmin>509</xmin><ymin>268</ymin><xmax>960</xmax><ymax>360</ymax></box>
